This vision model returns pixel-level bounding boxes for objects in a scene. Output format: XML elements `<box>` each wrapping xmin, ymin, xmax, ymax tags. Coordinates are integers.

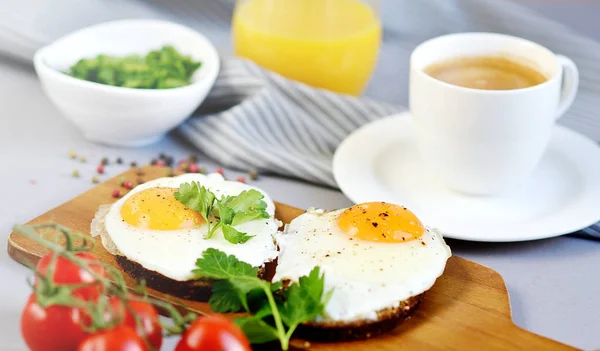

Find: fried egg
<box><xmin>91</xmin><ymin>173</ymin><xmax>279</xmax><ymax>281</ymax></box>
<box><xmin>273</xmin><ymin>202</ymin><xmax>451</xmax><ymax>323</ymax></box>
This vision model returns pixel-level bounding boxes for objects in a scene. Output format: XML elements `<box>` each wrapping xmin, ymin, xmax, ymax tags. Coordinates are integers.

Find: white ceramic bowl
<box><xmin>34</xmin><ymin>19</ymin><xmax>220</xmax><ymax>147</ymax></box>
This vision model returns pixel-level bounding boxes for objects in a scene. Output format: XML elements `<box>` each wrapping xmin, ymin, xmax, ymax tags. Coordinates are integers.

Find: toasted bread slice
<box><xmin>297</xmin><ymin>294</ymin><xmax>423</xmax><ymax>341</ymax></box>
<box><xmin>115</xmin><ymin>255</ymin><xmax>276</xmax><ymax>301</ymax></box>
<box><xmin>115</xmin><ymin>255</ymin><xmax>214</xmax><ymax>300</ymax></box>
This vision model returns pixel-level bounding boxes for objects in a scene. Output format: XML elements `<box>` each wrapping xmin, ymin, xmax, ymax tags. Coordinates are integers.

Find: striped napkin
<box><xmin>179</xmin><ymin>59</ymin><xmax>398</xmax><ymax>187</ymax></box>
<box><xmin>1</xmin><ymin>0</ymin><xmax>599</xmax><ymax>238</ymax></box>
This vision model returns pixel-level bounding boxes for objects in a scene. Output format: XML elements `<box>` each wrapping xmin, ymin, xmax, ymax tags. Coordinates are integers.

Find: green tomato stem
<box><xmin>13</xmin><ymin>223</ymin><xmax>199</xmax><ymax>336</ymax></box>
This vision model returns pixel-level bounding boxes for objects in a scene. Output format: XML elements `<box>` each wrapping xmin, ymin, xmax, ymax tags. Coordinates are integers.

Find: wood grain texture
<box><xmin>7</xmin><ymin>167</ymin><xmax>579</xmax><ymax>351</ymax></box>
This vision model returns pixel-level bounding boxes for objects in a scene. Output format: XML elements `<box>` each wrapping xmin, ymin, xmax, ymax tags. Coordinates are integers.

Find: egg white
<box><xmin>101</xmin><ymin>173</ymin><xmax>279</xmax><ymax>281</ymax></box>
<box><xmin>273</xmin><ymin>208</ymin><xmax>451</xmax><ymax>323</ymax></box>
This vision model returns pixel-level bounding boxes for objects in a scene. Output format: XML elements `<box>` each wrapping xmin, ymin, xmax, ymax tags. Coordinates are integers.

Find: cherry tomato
<box><xmin>36</xmin><ymin>252</ymin><xmax>105</xmax><ymax>301</ymax></box>
<box><xmin>21</xmin><ymin>293</ymin><xmax>88</xmax><ymax>351</ymax></box>
<box><xmin>77</xmin><ymin>326</ymin><xmax>147</xmax><ymax>351</ymax></box>
<box><xmin>175</xmin><ymin>315</ymin><xmax>251</xmax><ymax>351</ymax></box>
<box><xmin>108</xmin><ymin>297</ymin><xmax>162</xmax><ymax>350</ymax></box>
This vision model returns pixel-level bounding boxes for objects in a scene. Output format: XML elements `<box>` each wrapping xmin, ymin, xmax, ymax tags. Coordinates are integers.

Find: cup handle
<box><xmin>555</xmin><ymin>55</ymin><xmax>579</xmax><ymax>120</ymax></box>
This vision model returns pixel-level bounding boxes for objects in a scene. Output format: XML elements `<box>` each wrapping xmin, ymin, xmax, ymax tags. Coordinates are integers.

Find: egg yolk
<box><xmin>337</xmin><ymin>202</ymin><xmax>424</xmax><ymax>243</ymax></box>
<box><xmin>120</xmin><ymin>187</ymin><xmax>203</xmax><ymax>230</ymax></box>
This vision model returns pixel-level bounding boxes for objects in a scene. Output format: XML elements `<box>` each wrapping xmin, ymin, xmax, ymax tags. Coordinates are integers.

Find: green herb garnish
<box><xmin>66</xmin><ymin>45</ymin><xmax>201</xmax><ymax>89</ymax></box>
<box><xmin>174</xmin><ymin>182</ymin><xmax>270</xmax><ymax>244</ymax></box>
<box><xmin>194</xmin><ymin>249</ymin><xmax>332</xmax><ymax>350</ymax></box>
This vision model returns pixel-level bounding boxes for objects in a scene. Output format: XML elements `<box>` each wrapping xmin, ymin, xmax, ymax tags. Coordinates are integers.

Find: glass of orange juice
<box><xmin>232</xmin><ymin>0</ymin><xmax>381</xmax><ymax>96</ymax></box>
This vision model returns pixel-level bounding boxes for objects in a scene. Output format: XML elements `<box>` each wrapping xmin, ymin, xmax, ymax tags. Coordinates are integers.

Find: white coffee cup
<box><xmin>409</xmin><ymin>32</ymin><xmax>579</xmax><ymax>196</ymax></box>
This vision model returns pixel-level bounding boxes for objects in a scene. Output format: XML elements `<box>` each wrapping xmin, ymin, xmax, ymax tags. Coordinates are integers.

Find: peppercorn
<box><xmin>156</xmin><ymin>159</ymin><xmax>166</xmax><ymax>167</ymax></box>
<box><xmin>92</xmin><ymin>176</ymin><xmax>99</xmax><ymax>184</ymax></box>
<box><xmin>164</xmin><ymin>156</ymin><xmax>174</xmax><ymax>167</ymax></box>
<box><xmin>101</xmin><ymin>157</ymin><xmax>109</xmax><ymax>166</ymax></box>
<box><xmin>198</xmin><ymin>167</ymin><xmax>206</xmax><ymax>174</ymax></box>
<box><xmin>136</xmin><ymin>177</ymin><xmax>144</xmax><ymax>185</ymax></box>
<box><xmin>159</xmin><ymin>153</ymin><xmax>166</xmax><ymax>160</ymax></box>
<box><xmin>248</xmin><ymin>169</ymin><xmax>258</xmax><ymax>180</ymax></box>
<box><xmin>166</xmin><ymin>168</ymin><xmax>175</xmax><ymax>177</ymax></box>
<box><xmin>116</xmin><ymin>157</ymin><xmax>123</xmax><ymax>164</ymax></box>
<box><xmin>123</xmin><ymin>181</ymin><xmax>134</xmax><ymax>190</ymax></box>
<box><xmin>188</xmin><ymin>163</ymin><xmax>199</xmax><ymax>173</ymax></box>
<box><xmin>68</xmin><ymin>150</ymin><xmax>77</xmax><ymax>159</ymax></box>
<box><xmin>150</xmin><ymin>159</ymin><xmax>157</xmax><ymax>165</ymax></box>
<box><xmin>72</xmin><ymin>170</ymin><xmax>80</xmax><ymax>178</ymax></box>
<box><xmin>118</xmin><ymin>177</ymin><xmax>125</xmax><ymax>186</ymax></box>
<box><xmin>189</xmin><ymin>154</ymin><xmax>198</xmax><ymax>163</ymax></box>
<box><xmin>236</xmin><ymin>176</ymin><xmax>246</xmax><ymax>183</ymax></box>
<box><xmin>216</xmin><ymin>168</ymin><xmax>224</xmax><ymax>175</ymax></box>
<box><xmin>135</xmin><ymin>168</ymin><xmax>145</xmax><ymax>176</ymax></box>
<box><xmin>79</xmin><ymin>156</ymin><xmax>86</xmax><ymax>163</ymax></box>
<box><xmin>97</xmin><ymin>165</ymin><xmax>105</xmax><ymax>174</ymax></box>
<box><xmin>130</xmin><ymin>161</ymin><xmax>137</xmax><ymax>168</ymax></box>
<box><xmin>111</xmin><ymin>189</ymin><xmax>121</xmax><ymax>198</ymax></box>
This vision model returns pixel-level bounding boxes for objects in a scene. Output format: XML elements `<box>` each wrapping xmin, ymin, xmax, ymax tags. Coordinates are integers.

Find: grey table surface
<box><xmin>1</xmin><ymin>2</ymin><xmax>600</xmax><ymax>350</ymax></box>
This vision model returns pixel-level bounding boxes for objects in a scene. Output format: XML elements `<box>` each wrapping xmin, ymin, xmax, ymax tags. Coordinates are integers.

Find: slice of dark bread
<box><xmin>296</xmin><ymin>294</ymin><xmax>423</xmax><ymax>341</ymax></box>
<box><xmin>115</xmin><ymin>255</ymin><xmax>277</xmax><ymax>301</ymax></box>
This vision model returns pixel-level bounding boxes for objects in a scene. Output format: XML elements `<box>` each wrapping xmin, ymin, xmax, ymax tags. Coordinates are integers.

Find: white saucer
<box><xmin>333</xmin><ymin>112</ymin><xmax>600</xmax><ymax>242</ymax></box>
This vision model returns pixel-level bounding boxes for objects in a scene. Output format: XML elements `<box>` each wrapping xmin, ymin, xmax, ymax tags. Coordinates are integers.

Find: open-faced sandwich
<box><xmin>273</xmin><ymin>202</ymin><xmax>451</xmax><ymax>340</ymax></box>
<box><xmin>91</xmin><ymin>173</ymin><xmax>451</xmax><ymax>344</ymax></box>
<box><xmin>91</xmin><ymin>173</ymin><xmax>280</xmax><ymax>300</ymax></box>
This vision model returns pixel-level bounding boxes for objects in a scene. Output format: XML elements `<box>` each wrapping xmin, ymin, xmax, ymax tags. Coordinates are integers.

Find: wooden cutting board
<box><xmin>7</xmin><ymin>166</ymin><xmax>578</xmax><ymax>351</ymax></box>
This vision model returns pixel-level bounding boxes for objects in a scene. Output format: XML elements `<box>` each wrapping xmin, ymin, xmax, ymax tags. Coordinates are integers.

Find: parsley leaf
<box><xmin>193</xmin><ymin>248</ymin><xmax>266</xmax><ymax>311</ymax></box>
<box><xmin>174</xmin><ymin>182</ymin><xmax>215</xmax><ymax>223</ymax></box>
<box><xmin>193</xmin><ymin>248</ymin><xmax>259</xmax><ymax>280</ymax></box>
<box><xmin>235</xmin><ymin>316</ymin><xmax>280</xmax><ymax>344</ymax></box>
<box><xmin>216</xmin><ymin>201</ymin><xmax>235</xmax><ymax>225</ymax></box>
<box><xmin>219</xmin><ymin>190</ymin><xmax>270</xmax><ymax>226</ymax></box>
<box><xmin>222</xmin><ymin>225</ymin><xmax>254</xmax><ymax>244</ymax></box>
<box><xmin>280</xmin><ymin>267</ymin><xmax>332</xmax><ymax>329</ymax></box>
<box><xmin>174</xmin><ymin>183</ymin><xmax>270</xmax><ymax>244</ymax></box>
<box><xmin>208</xmin><ymin>280</ymin><xmax>243</xmax><ymax>313</ymax></box>
<box><xmin>195</xmin><ymin>249</ymin><xmax>331</xmax><ymax>350</ymax></box>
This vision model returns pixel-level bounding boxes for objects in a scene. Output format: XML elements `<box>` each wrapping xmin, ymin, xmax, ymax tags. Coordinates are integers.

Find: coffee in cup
<box><xmin>423</xmin><ymin>55</ymin><xmax>547</xmax><ymax>90</ymax></box>
<box><xmin>410</xmin><ymin>33</ymin><xmax>579</xmax><ymax>196</ymax></box>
